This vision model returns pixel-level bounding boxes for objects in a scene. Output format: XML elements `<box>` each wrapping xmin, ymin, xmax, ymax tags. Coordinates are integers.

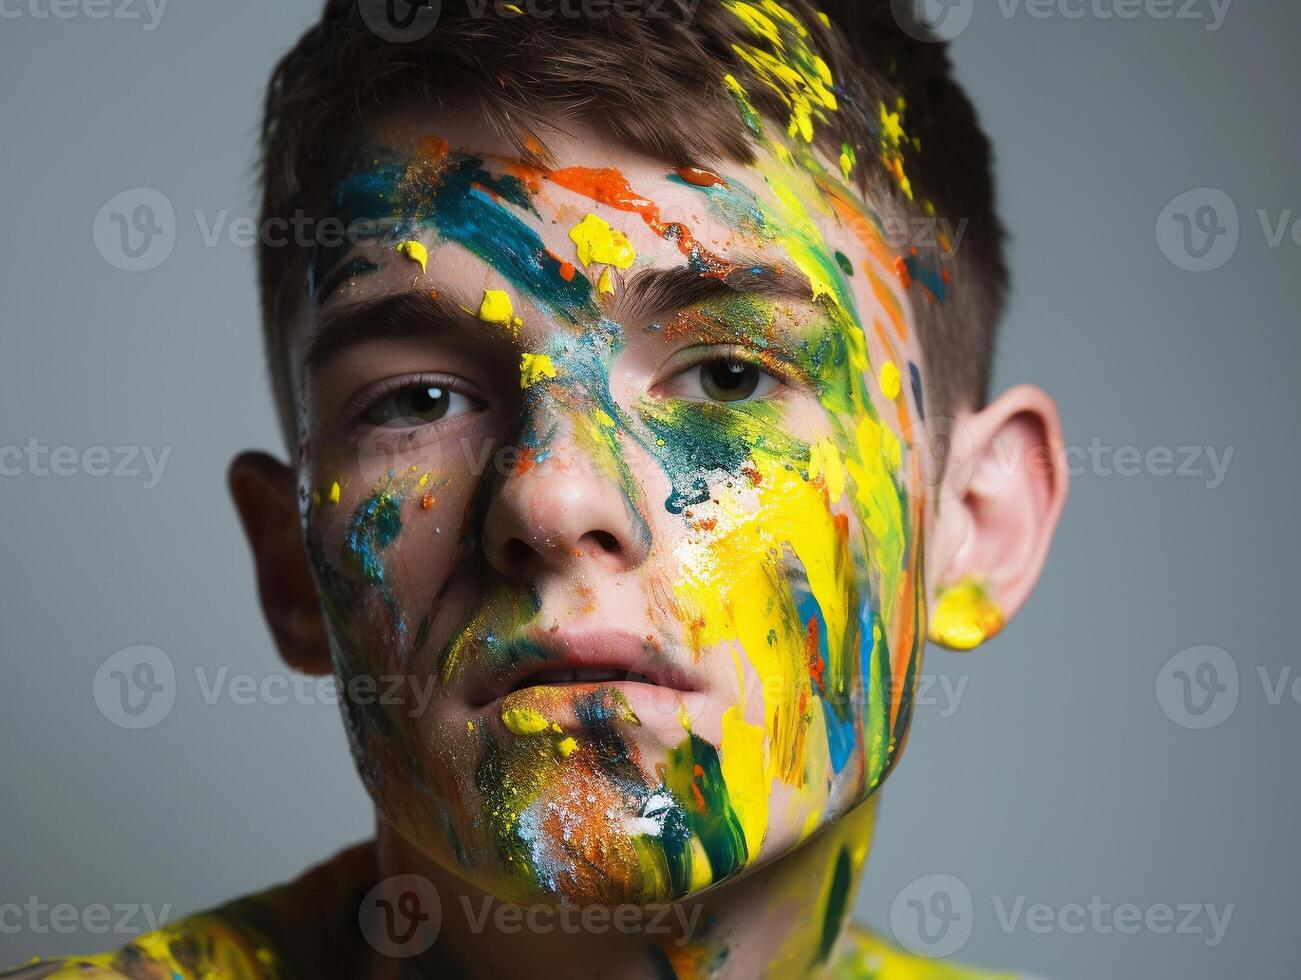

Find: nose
<box><xmin>481</xmin><ymin>427</ymin><xmax>651</xmax><ymax>580</ymax></box>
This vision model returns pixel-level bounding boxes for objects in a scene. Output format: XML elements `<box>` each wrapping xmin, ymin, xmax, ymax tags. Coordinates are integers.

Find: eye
<box><xmin>674</xmin><ymin>357</ymin><xmax>781</xmax><ymax>404</ymax></box>
<box><xmin>362</xmin><ymin>381</ymin><xmax>480</xmax><ymax>428</ymax></box>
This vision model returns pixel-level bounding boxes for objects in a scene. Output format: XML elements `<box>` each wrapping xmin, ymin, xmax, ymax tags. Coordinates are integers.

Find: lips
<box><xmin>470</xmin><ymin>628</ymin><xmax>702</xmax><ymax>708</ymax></box>
<box><xmin>509</xmin><ymin>666</ymin><xmax>658</xmax><ymax>690</ymax></box>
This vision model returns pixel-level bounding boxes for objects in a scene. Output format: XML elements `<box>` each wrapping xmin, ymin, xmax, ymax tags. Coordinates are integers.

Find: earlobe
<box><xmin>927</xmin><ymin>385</ymin><xmax>1068</xmax><ymax>650</ymax></box>
<box><xmin>228</xmin><ymin>451</ymin><xmax>333</xmax><ymax>675</ymax></box>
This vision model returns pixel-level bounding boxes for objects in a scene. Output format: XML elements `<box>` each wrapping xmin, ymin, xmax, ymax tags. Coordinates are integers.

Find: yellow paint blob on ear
<box><xmin>327</xmin><ymin>481</ymin><xmax>341</xmax><ymax>504</ymax></box>
<box><xmin>478</xmin><ymin>289</ymin><xmax>523</xmax><ymax>331</ymax></box>
<box><xmin>569</xmin><ymin>213</ymin><xmax>637</xmax><ymax>269</ymax></box>
<box><xmin>555</xmin><ymin>736</ymin><xmax>578</xmax><ymax>758</ymax></box>
<box><xmin>395</xmin><ymin>240</ymin><xmax>428</xmax><ymax>274</ymax></box>
<box><xmin>466</xmin><ymin>720</ymin><xmax>474</xmax><ymax>733</ymax></box>
<box><xmin>500</xmin><ymin>706</ymin><xmax>551</xmax><ymax>736</ymax></box>
<box><xmin>879</xmin><ymin>360</ymin><xmax>901</xmax><ymax>401</ymax></box>
<box><xmin>928</xmin><ymin>578</ymin><xmax>1005</xmax><ymax>650</ymax></box>
<box><xmin>519</xmin><ymin>352</ymin><xmax>558</xmax><ymax>388</ymax></box>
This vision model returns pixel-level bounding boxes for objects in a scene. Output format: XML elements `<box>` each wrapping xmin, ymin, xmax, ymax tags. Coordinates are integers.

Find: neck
<box><xmin>370</xmin><ymin>799</ymin><xmax>878</xmax><ymax>980</ymax></box>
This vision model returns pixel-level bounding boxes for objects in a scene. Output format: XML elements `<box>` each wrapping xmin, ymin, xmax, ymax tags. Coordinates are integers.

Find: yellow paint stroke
<box><xmin>395</xmin><ymin>240</ymin><xmax>428</xmax><ymax>274</ymax></box>
<box><xmin>722</xmin><ymin>73</ymin><xmax>764</xmax><ymax>135</ymax></box>
<box><xmin>720</xmin><ymin>706</ymin><xmax>770</xmax><ymax>860</ymax></box>
<box><xmin>327</xmin><ymin>481</ymin><xmax>341</xmax><ymax>504</ymax></box>
<box><xmin>879</xmin><ymin>360</ymin><xmax>901</xmax><ymax>401</ymax></box>
<box><xmin>569</xmin><ymin>213</ymin><xmax>637</xmax><ymax>268</ymax></box>
<box><xmin>763</xmin><ymin>171</ymin><xmax>841</xmax><ymax>304</ymax></box>
<box><xmin>839</xmin><ymin>142</ymin><xmax>856</xmax><ymax>182</ymax></box>
<box><xmin>725</xmin><ymin>0</ymin><xmax>838</xmax><ymax>143</ymax></box>
<box><xmin>519</xmin><ymin>352</ymin><xmax>558</xmax><ymax>388</ymax></box>
<box><xmin>673</xmin><ymin>455</ymin><xmax>847</xmax><ymax>789</ymax></box>
<box><xmin>501</xmin><ymin>706</ymin><xmax>551</xmax><ymax>736</ymax></box>
<box><xmin>597</xmin><ymin>267</ymin><xmax>616</xmax><ymax>296</ymax></box>
<box><xmin>929</xmin><ymin>578</ymin><xmax>1005</xmax><ymax>651</ymax></box>
<box><xmin>878</xmin><ymin>98</ymin><xmax>915</xmax><ymax>200</ymax></box>
<box><xmin>556</xmin><ymin>736</ymin><xmax>578</xmax><ymax>758</ymax></box>
<box><xmin>479</xmin><ymin>289</ymin><xmax>523</xmax><ymax>331</ymax></box>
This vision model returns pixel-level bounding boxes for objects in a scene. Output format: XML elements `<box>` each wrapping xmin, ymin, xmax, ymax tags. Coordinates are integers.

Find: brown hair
<box><xmin>258</xmin><ymin>0</ymin><xmax>1006</xmax><ymax>442</ymax></box>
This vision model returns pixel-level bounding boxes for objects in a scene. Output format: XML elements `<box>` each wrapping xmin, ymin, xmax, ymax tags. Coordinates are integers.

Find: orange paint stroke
<box><xmin>546</xmin><ymin>167</ymin><xmax>733</xmax><ymax>277</ymax></box>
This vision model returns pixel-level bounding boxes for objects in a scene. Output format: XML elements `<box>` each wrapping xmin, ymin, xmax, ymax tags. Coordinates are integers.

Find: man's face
<box><xmin>293</xmin><ymin>108</ymin><xmax>933</xmax><ymax>906</ymax></box>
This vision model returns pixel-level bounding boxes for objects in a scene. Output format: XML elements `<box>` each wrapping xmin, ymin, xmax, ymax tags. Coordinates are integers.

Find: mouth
<box><xmin>471</xmin><ymin>628</ymin><xmax>701</xmax><ymax>708</ymax></box>
<box><xmin>507</xmin><ymin>666</ymin><xmax>660</xmax><ymax>693</ymax></box>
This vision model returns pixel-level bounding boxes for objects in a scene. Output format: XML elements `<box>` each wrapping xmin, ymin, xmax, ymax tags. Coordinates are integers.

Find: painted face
<box><xmin>292</xmin><ymin>86</ymin><xmax>938</xmax><ymax>905</ymax></box>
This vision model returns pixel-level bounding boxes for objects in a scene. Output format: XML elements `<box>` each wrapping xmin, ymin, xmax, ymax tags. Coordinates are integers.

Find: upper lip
<box><xmin>471</xmin><ymin>628</ymin><xmax>701</xmax><ymax>707</ymax></box>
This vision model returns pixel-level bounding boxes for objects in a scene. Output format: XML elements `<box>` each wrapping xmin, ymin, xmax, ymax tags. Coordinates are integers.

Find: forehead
<box><xmin>294</xmin><ymin>103</ymin><xmax>924</xmax><ymax>376</ymax></box>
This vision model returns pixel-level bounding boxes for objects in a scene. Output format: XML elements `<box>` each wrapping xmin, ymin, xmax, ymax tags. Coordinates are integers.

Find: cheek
<box><xmin>300</xmin><ymin>444</ymin><xmax>487</xmax><ymax>659</ymax></box>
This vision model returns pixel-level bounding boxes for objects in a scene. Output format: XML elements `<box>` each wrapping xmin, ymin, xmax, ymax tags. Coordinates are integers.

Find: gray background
<box><xmin>1</xmin><ymin>2</ymin><xmax>1297</xmax><ymax>977</ymax></box>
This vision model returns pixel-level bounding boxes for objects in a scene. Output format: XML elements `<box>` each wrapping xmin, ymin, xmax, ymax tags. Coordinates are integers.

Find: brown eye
<box><xmin>406</xmin><ymin>386</ymin><xmax>450</xmax><ymax>420</ymax></box>
<box><xmin>699</xmin><ymin>359</ymin><xmax>762</xmax><ymax>402</ymax></box>
<box><xmin>364</xmin><ymin>384</ymin><xmax>475</xmax><ymax>427</ymax></box>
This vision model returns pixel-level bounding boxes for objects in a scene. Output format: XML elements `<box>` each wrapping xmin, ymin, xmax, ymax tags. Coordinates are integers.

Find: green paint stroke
<box><xmin>662</xmin><ymin>733</ymin><xmax>749</xmax><ymax>892</ymax></box>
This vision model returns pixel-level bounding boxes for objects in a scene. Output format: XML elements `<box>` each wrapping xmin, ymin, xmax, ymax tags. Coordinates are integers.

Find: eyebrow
<box><xmin>304</xmin><ymin>291</ymin><xmax>487</xmax><ymax>370</ymax></box>
<box><xmin>303</xmin><ymin>260</ymin><xmax>818</xmax><ymax>370</ymax></box>
<box><xmin>611</xmin><ymin>262</ymin><xmax>815</xmax><ymax>324</ymax></box>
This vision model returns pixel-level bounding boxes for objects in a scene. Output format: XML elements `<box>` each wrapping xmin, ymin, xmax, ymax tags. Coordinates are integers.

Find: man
<box><xmin>10</xmin><ymin>1</ymin><xmax>1066</xmax><ymax>976</ymax></box>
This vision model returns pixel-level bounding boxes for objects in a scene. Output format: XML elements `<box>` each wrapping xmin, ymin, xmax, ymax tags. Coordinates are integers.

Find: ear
<box><xmin>927</xmin><ymin>385</ymin><xmax>1069</xmax><ymax>649</ymax></box>
<box><xmin>229</xmin><ymin>451</ymin><xmax>332</xmax><ymax>675</ymax></box>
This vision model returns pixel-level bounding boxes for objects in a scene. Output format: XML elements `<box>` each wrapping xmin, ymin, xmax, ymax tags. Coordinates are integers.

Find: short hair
<box><xmin>257</xmin><ymin>0</ymin><xmax>1006</xmax><ymax>444</ymax></box>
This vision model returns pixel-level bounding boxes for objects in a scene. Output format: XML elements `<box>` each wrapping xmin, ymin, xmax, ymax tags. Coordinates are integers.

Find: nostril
<box><xmin>504</xmin><ymin>538</ymin><xmax>533</xmax><ymax>566</ymax></box>
<box><xmin>589</xmin><ymin>530</ymin><xmax>620</xmax><ymax>553</ymax></box>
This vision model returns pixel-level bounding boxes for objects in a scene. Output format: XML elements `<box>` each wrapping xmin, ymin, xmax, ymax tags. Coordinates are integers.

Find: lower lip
<box><xmin>490</xmin><ymin>682</ymin><xmax>691</xmax><ymax>737</ymax></box>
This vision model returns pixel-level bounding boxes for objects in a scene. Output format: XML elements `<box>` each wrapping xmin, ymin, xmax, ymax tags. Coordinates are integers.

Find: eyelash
<box><xmin>661</xmin><ymin>345</ymin><xmax>803</xmax><ymax>393</ymax></box>
<box><xmin>346</xmin><ymin>372</ymin><xmax>483</xmax><ymax>428</ymax></box>
<box><xmin>340</xmin><ymin>343</ymin><xmax>799</xmax><ymax>434</ymax></box>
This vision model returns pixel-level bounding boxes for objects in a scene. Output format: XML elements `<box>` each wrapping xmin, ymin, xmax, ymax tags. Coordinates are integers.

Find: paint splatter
<box><xmin>569</xmin><ymin>213</ymin><xmax>637</xmax><ymax>268</ymax></box>
<box><xmin>929</xmin><ymin>578</ymin><xmax>1004</xmax><ymax>650</ymax></box>
<box><xmin>519</xmin><ymin>352</ymin><xmax>558</xmax><ymax>388</ymax></box>
<box><xmin>395</xmin><ymin>239</ymin><xmax>428</xmax><ymax>273</ymax></box>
